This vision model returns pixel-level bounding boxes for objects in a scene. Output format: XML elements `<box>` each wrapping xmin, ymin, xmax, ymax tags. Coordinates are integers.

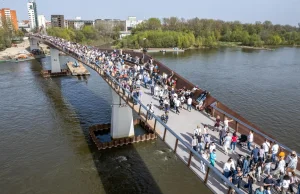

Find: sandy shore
<box><xmin>0</xmin><ymin>39</ymin><xmax>31</xmax><ymax>60</ymax></box>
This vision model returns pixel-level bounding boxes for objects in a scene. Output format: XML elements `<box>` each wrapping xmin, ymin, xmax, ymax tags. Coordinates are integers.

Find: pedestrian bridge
<box><xmin>29</xmin><ymin>34</ymin><xmax>300</xmax><ymax>194</ymax></box>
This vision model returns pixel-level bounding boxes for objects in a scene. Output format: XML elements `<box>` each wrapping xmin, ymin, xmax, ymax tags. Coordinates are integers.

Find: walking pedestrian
<box><xmin>248</xmin><ymin>130</ymin><xmax>254</xmax><ymax>151</ymax></box>
<box><xmin>210</xmin><ymin>149</ymin><xmax>217</xmax><ymax>167</ymax></box>
<box><xmin>187</xmin><ymin>96</ymin><xmax>192</xmax><ymax>112</ymax></box>
<box><xmin>192</xmin><ymin>136</ymin><xmax>198</xmax><ymax>152</ymax></box>
<box><xmin>231</xmin><ymin>132</ymin><xmax>238</xmax><ymax>153</ymax></box>
<box><xmin>223</xmin><ymin>132</ymin><xmax>231</xmax><ymax>155</ymax></box>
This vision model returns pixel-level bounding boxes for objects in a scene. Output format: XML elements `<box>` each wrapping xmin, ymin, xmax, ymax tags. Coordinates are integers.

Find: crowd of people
<box><xmin>191</xmin><ymin>119</ymin><xmax>299</xmax><ymax>194</ymax></box>
<box><xmin>32</xmin><ymin>34</ymin><xmax>299</xmax><ymax>194</ymax></box>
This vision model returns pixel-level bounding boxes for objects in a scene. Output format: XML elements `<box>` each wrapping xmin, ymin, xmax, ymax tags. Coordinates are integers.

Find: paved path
<box><xmin>136</xmin><ymin>85</ymin><xmax>268</xmax><ymax>194</ymax></box>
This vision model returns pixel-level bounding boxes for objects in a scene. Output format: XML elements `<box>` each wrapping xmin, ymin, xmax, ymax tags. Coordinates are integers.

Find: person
<box><xmin>146</xmin><ymin>103</ymin><xmax>154</xmax><ymax>120</ymax></box>
<box><xmin>231</xmin><ymin>167</ymin><xmax>243</xmax><ymax>189</ymax></box>
<box><xmin>210</xmin><ymin>149</ymin><xmax>217</xmax><ymax>167</ymax></box>
<box><xmin>174</xmin><ymin>98</ymin><xmax>180</xmax><ymax>114</ymax></box>
<box><xmin>200</xmin><ymin>150</ymin><xmax>208</xmax><ymax>173</ymax></box>
<box><xmin>192</xmin><ymin>136</ymin><xmax>198</xmax><ymax>151</ymax></box>
<box><xmin>244</xmin><ymin>169</ymin><xmax>255</xmax><ymax>194</ymax></box>
<box><xmin>264</xmin><ymin>186</ymin><xmax>272</xmax><ymax>194</ymax></box>
<box><xmin>289</xmin><ymin>171</ymin><xmax>298</xmax><ymax>193</ymax></box>
<box><xmin>231</xmin><ymin>132</ymin><xmax>238</xmax><ymax>153</ymax></box>
<box><xmin>194</xmin><ymin>125</ymin><xmax>200</xmax><ymax>137</ymax></box>
<box><xmin>214</xmin><ymin>115</ymin><xmax>221</xmax><ymax>131</ymax></box>
<box><xmin>282</xmin><ymin>174</ymin><xmax>291</xmax><ymax>194</ymax></box>
<box><xmin>263</xmin><ymin>175</ymin><xmax>275</xmax><ymax>190</ymax></box>
<box><xmin>223</xmin><ymin>132</ymin><xmax>231</xmax><ymax>155</ymax></box>
<box><xmin>209</xmin><ymin>142</ymin><xmax>216</xmax><ymax>154</ymax></box>
<box><xmin>154</xmin><ymin>84</ymin><xmax>159</xmax><ymax>97</ymax></box>
<box><xmin>259</xmin><ymin>145</ymin><xmax>265</xmax><ymax>162</ymax></box>
<box><xmin>263</xmin><ymin>155</ymin><xmax>272</xmax><ymax>175</ymax></box>
<box><xmin>180</xmin><ymin>95</ymin><xmax>185</xmax><ymax>109</ymax></box>
<box><xmin>223</xmin><ymin>117</ymin><xmax>233</xmax><ymax>131</ymax></box>
<box><xmin>243</xmin><ymin>155</ymin><xmax>251</xmax><ymax>177</ymax></box>
<box><xmin>219</xmin><ymin>127</ymin><xmax>226</xmax><ymax>146</ymax></box>
<box><xmin>262</xmin><ymin>139</ymin><xmax>271</xmax><ymax>158</ymax></box>
<box><xmin>271</xmin><ymin>142</ymin><xmax>279</xmax><ymax>163</ymax></box>
<box><xmin>286</xmin><ymin>152</ymin><xmax>297</xmax><ymax>173</ymax></box>
<box><xmin>273</xmin><ymin>156</ymin><xmax>285</xmax><ymax>179</ymax></box>
<box><xmin>202</xmin><ymin>125</ymin><xmax>208</xmax><ymax>136</ymax></box>
<box><xmin>251</xmin><ymin>146</ymin><xmax>260</xmax><ymax>164</ymax></box>
<box><xmin>256</xmin><ymin>160</ymin><xmax>263</xmax><ymax>182</ymax></box>
<box><xmin>223</xmin><ymin>158</ymin><xmax>235</xmax><ymax>179</ymax></box>
<box><xmin>187</xmin><ymin>96</ymin><xmax>192</xmax><ymax>112</ymax></box>
<box><xmin>248</xmin><ymin>130</ymin><xmax>254</xmax><ymax>151</ymax></box>
<box><xmin>255</xmin><ymin>186</ymin><xmax>264</xmax><ymax>194</ymax></box>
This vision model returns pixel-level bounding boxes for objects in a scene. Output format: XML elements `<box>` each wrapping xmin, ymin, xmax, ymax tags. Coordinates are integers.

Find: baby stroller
<box><xmin>238</xmin><ymin>134</ymin><xmax>247</xmax><ymax>148</ymax></box>
<box><xmin>161</xmin><ymin>113</ymin><xmax>169</xmax><ymax>124</ymax></box>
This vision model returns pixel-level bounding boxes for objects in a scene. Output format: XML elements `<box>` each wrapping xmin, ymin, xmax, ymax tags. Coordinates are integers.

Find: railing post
<box><xmin>154</xmin><ymin>119</ymin><xmax>157</xmax><ymax>132</ymax></box>
<box><xmin>174</xmin><ymin>139</ymin><xmax>179</xmax><ymax>153</ymax></box>
<box><xmin>223</xmin><ymin>113</ymin><xmax>226</xmax><ymax>121</ymax></box>
<box><xmin>187</xmin><ymin>151</ymin><xmax>192</xmax><ymax>167</ymax></box>
<box><xmin>138</xmin><ymin>104</ymin><xmax>142</xmax><ymax>115</ymax></box>
<box><xmin>235</xmin><ymin>121</ymin><xmax>239</xmax><ymax>132</ymax></box>
<box><xmin>204</xmin><ymin>167</ymin><xmax>210</xmax><ymax>184</ymax></box>
<box><xmin>227</xmin><ymin>187</ymin><xmax>232</xmax><ymax>194</ymax></box>
<box><xmin>212</xmin><ymin>107</ymin><xmax>215</xmax><ymax>117</ymax></box>
<box><xmin>163</xmin><ymin>128</ymin><xmax>167</xmax><ymax>141</ymax></box>
<box><xmin>146</xmin><ymin>111</ymin><xmax>149</xmax><ymax>122</ymax></box>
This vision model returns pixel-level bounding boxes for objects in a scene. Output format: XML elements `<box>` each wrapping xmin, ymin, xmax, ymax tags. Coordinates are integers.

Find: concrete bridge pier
<box><xmin>50</xmin><ymin>48</ymin><xmax>61</xmax><ymax>73</ymax></box>
<box><xmin>29</xmin><ymin>38</ymin><xmax>39</xmax><ymax>51</ymax></box>
<box><xmin>110</xmin><ymin>88</ymin><xmax>134</xmax><ymax>139</ymax></box>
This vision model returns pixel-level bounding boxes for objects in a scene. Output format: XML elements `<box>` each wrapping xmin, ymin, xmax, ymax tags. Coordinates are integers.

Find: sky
<box><xmin>1</xmin><ymin>0</ymin><xmax>300</xmax><ymax>26</ymax></box>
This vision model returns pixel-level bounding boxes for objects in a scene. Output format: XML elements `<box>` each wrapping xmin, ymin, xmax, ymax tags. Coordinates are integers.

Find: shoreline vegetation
<box><xmin>115</xmin><ymin>17</ymin><xmax>300</xmax><ymax>50</ymax></box>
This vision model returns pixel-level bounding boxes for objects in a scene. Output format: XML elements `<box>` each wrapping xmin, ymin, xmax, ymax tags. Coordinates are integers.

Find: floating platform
<box><xmin>89</xmin><ymin>119</ymin><xmax>157</xmax><ymax>150</ymax></box>
<box><xmin>41</xmin><ymin>69</ymin><xmax>70</xmax><ymax>78</ymax></box>
<box><xmin>66</xmin><ymin>61</ymin><xmax>90</xmax><ymax>76</ymax></box>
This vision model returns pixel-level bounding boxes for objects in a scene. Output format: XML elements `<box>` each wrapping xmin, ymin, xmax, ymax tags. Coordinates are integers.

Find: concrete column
<box><xmin>110</xmin><ymin>88</ymin><xmax>134</xmax><ymax>139</ymax></box>
<box><xmin>50</xmin><ymin>48</ymin><xmax>61</xmax><ymax>73</ymax></box>
<box><xmin>30</xmin><ymin>38</ymin><xmax>39</xmax><ymax>51</ymax></box>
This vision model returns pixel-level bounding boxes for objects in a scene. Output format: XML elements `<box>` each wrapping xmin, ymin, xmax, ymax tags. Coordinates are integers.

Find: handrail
<box><xmin>211</xmin><ymin>103</ymin><xmax>300</xmax><ymax>158</ymax></box>
<box><xmin>31</xmin><ymin>34</ymin><xmax>243</xmax><ymax>194</ymax></box>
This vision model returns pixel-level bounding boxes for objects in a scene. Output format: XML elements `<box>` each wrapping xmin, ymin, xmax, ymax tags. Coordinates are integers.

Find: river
<box><xmin>151</xmin><ymin>47</ymin><xmax>300</xmax><ymax>151</ymax></box>
<box><xmin>0</xmin><ymin>57</ymin><xmax>211</xmax><ymax>194</ymax></box>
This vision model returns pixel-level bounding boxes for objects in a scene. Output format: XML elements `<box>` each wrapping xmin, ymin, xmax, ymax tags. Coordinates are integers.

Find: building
<box><xmin>51</xmin><ymin>15</ymin><xmax>64</xmax><ymax>28</ymax></box>
<box><xmin>27</xmin><ymin>0</ymin><xmax>39</xmax><ymax>30</ymax></box>
<box><xmin>67</xmin><ymin>17</ymin><xmax>94</xmax><ymax>30</ymax></box>
<box><xmin>18</xmin><ymin>21</ymin><xmax>31</xmax><ymax>32</ymax></box>
<box><xmin>38</xmin><ymin>15</ymin><xmax>46</xmax><ymax>28</ymax></box>
<box><xmin>0</xmin><ymin>8</ymin><xmax>19</xmax><ymax>30</ymax></box>
<box><xmin>95</xmin><ymin>19</ymin><xmax>126</xmax><ymax>32</ymax></box>
<box><xmin>45</xmin><ymin>21</ymin><xmax>51</xmax><ymax>28</ymax></box>
<box><xmin>125</xmin><ymin>16</ymin><xmax>143</xmax><ymax>31</ymax></box>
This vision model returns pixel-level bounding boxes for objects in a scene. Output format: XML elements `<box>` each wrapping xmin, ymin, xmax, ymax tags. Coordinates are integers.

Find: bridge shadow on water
<box><xmin>37</xmin><ymin>67</ymin><xmax>163</xmax><ymax>194</ymax></box>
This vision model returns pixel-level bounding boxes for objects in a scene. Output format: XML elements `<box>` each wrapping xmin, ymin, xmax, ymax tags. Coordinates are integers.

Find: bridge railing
<box><xmin>101</xmin><ymin>69</ymin><xmax>243</xmax><ymax>194</ymax></box>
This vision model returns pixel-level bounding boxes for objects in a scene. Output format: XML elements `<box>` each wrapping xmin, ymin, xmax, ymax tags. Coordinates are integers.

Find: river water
<box><xmin>0</xmin><ymin>57</ymin><xmax>211</xmax><ymax>194</ymax></box>
<box><xmin>151</xmin><ymin>47</ymin><xmax>300</xmax><ymax>151</ymax></box>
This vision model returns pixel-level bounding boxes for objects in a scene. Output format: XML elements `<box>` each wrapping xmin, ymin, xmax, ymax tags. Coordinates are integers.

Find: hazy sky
<box><xmin>1</xmin><ymin>0</ymin><xmax>300</xmax><ymax>26</ymax></box>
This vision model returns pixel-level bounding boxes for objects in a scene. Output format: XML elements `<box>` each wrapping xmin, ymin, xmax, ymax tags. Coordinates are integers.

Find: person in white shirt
<box><xmin>271</xmin><ymin>142</ymin><xmax>279</xmax><ymax>162</ymax></box>
<box><xmin>200</xmin><ymin>150</ymin><xmax>208</xmax><ymax>173</ymax></box>
<box><xmin>154</xmin><ymin>85</ymin><xmax>159</xmax><ymax>97</ymax></box>
<box><xmin>194</xmin><ymin>126</ymin><xmax>200</xmax><ymax>137</ymax></box>
<box><xmin>262</xmin><ymin>139</ymin><xmax>271</xmax><ymax>157</ymax></box>
<box><xmin>187</xmin><ymin>97</ymin><xmax>192</xmax><ymax>112</ymax></box>
<box><xmin>281</xmin><ymin>175</ymin><xmax>291</xmax><ymax>193</ymax></box>
<box><xmin>192</xmin><ymin>136</ymin><xmax>198</xmax><ymax>151</ymax></box>
<box><xmin>247</xmin><ymin>130</ymin><xmax>254</xmax><ymax>151</ymax></box>
<box><xmin>180</xmin><ymin>95</ymin><xmax>185</xmax><ymax>109</ymax></box>
<box><xmin>273</xmin><ymin>156</ymin><xmax>285</xmax><ymax>178</ymax></box>
<box><xmin>223</xmin><ymin>158</ymin><xmax>235</xmax><ymax>178</ymax></box>
<box><xmin>209</xmin><ymin>142</ymin><xmax>216</xmax><ymax>153</ymax></box>
<box><xmin>223</xmin><ymin>117</ymin><xmax>233</xmax><ymax>131</ymax></box>
<box><xmin>202</xmin><ymin>125</ymin><xmax>208</xmax><ymax>136</ymax></box>
<box><xmin>174</xmin><ymin>98</ymin><xmax>180</xmax><ymax>114</ymax></box>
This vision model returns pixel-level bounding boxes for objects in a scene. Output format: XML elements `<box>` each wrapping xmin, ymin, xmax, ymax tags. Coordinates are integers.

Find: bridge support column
<box><xmin>50</xmin><ymin>48</ymin><xmax>61</xmax><ymax>73</ymax></box>
<box><xmin>110</xmin><ymin>88</ymin><xmax>134</xmax><ymax>139</ymax></box>
<box><xmin>29</xmin><ymin>38</ymin><xmax>39</xmax><ymax>51</ymax></box>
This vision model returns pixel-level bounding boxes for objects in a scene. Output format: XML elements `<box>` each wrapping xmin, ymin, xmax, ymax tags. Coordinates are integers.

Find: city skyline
<box><xmin>1</xmin><ymin>0</ymin><xmax>300</xmax><ymax>26</ymax></box>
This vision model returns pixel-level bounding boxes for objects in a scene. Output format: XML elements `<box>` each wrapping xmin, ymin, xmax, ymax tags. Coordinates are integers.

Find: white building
<box><xmin>38</xmin><ymin>15</ymin><xmax>46</xmax><ymax>28</ymax></box>
<box><xmin>27</xmin><ymin>0</ymin><xmax>38</xmax><ymax>30</ymax></box>
<box><xmin>125</xmin><ymin>16</ymin><xmax>143</xmax><ymax>32</ymax></box>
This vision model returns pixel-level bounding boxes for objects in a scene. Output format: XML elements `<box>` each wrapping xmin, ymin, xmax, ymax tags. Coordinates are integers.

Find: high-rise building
<box><xmin>0</xmin><ymin>8</ymin><xmax>19</xmax><ymax>30</ymax></box>
<box><xmin>51</xmin><ymin>15</ymin><xmax>64</xmax><ymax>28</ymax></box>
<box><xmin>27</xmin><ymin>0</ymin><xmax>39</xmax><ymax>30</ymax></box>
<box><xmin>38</xmin><ymin>15</ymin><xmax>46</xmax><ymax>28</ymax></box>
<box><xmin>125</xmin><ymin>16</ymin><xmax>143</xmax><ymax>31</ymax></box>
